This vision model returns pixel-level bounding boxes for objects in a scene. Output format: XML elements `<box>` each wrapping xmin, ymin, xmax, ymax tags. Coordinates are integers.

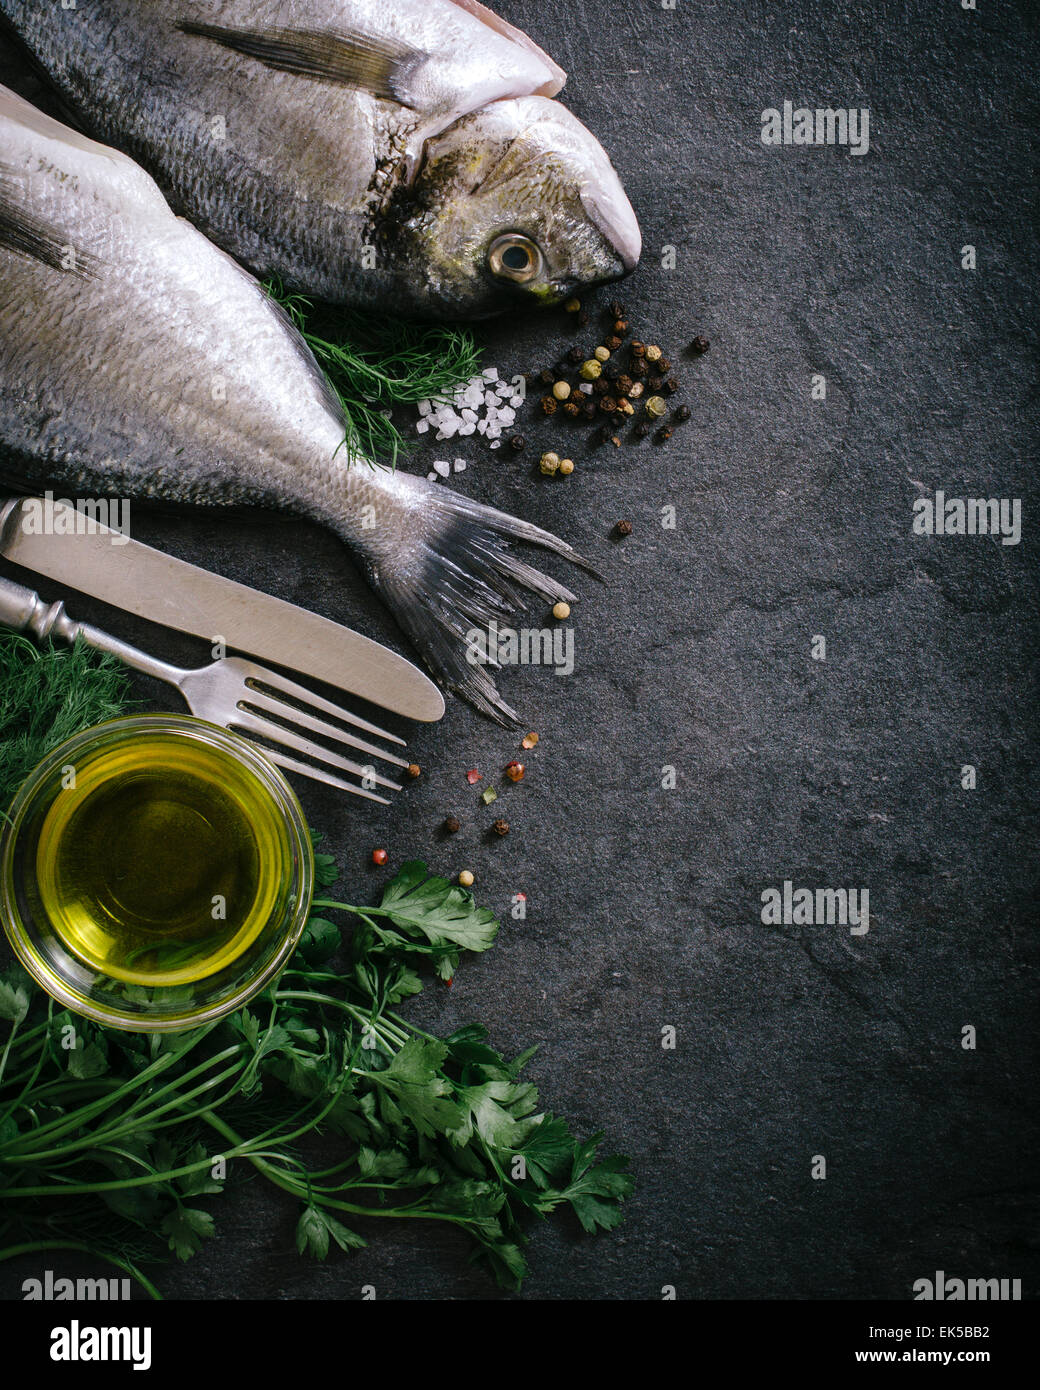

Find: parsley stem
<box><xmin>0</xmin><ymin>1242</ymin><xmax>163</xmax><ymax>1301</ymax></box>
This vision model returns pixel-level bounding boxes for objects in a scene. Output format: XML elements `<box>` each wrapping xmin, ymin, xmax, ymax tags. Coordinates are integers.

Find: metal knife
<box><xmin>0</xmin><ymin>495</ymin><xmax>445</xmax><ymax>723</ymax></box>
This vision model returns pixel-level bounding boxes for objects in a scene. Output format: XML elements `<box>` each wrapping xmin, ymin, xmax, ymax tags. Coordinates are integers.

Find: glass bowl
<box><xmin>1</xmin><ymin>715</ymin><xmax>314</xmax><ymax>1031</ymax></box>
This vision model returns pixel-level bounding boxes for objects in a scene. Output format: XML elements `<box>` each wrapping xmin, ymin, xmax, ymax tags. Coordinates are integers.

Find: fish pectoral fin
<box><xmin>175</xmin><ymin>21</ymin><xmax>425</xmax><ymax>106</ymax></box>
<box><xmin>0</xmin><ymin>170</ymin><xmax>99</xmax><ymax>280</ymax></box>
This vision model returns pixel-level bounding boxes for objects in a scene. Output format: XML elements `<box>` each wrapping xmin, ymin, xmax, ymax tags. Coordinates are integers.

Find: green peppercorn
<box><xmin>539</xmin><ymin>451</ymin><xmax>561</xmax><ymax>475</ymax></box>
<box><xmin>646</xmin><ymin>395</ymin><xmax>667</xmax><ymax>419</ymax></box>
<box><xmin>579</xmin><ymin>359</ymin><xmax>602</xmax><ymax>381</ymax></box>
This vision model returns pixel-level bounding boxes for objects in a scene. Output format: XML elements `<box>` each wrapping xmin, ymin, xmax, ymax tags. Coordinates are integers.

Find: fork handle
<box><xmin>0</xmin><ymin>574</ymin><xmax>183</xmax><ymax>686</ymax></box>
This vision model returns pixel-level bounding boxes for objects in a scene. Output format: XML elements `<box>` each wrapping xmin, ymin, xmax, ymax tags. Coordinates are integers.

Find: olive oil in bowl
<box><xmin>1</xmin><ymin>716</ymin><xmax>314</xmax><ymax>1030</ymax></box>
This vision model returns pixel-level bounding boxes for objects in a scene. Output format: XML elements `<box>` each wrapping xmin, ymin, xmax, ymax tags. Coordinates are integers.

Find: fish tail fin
<box><xmin>348</xmin><ymin>474</ymin><xmax>597</xmax><ymax>724</ymax></box>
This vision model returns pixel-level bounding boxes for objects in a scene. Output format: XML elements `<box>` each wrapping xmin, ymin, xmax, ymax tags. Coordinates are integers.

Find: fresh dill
<box><xmin>264</xmin><ymin>278</ymin><xmax>481</xmax><ymax>466</ymax></box>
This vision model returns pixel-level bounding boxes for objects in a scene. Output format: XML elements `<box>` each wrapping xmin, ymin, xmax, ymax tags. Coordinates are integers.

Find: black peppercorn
<box><xmin>538</xmin><ymin>368</ymin><xmax>554</xmax><ymax>385</ymax></box>
<box><xmin>690</xmin><ymin>335</ymin><xmax>710</xmax><ymax>354</ymax></box>
<box><xmin>582</xmin><ymin>401</ymin><xmax>598</xmax><ymax>420</ymax></box>
<box><xmin>443</xmin><ymin>815</ymin><xmax>460</xmax><ymax>834</ymax></box>
<box><xmin>599</xmin><ymin>396</ymin><xmax>618</xmax><ymax>414</ymax></box>
<box><xmin>674</xmin><ymin>404</ymin><xmax>691</xmax><ymax>422</ymax></box>
<box><xmin>615</xmin><ymin>519</ymin><xmax>633</xmax><ymax>536</ymax></box>
<box><xmin>492</xmin><ymin>818</ymin><xmax>510</xmax><ymax>837</ymax></box>
<box><xmin>613</xmin><ymin>319</ymin><xmax>629</xmax><ymax>336</ymax></box>
<box><xmin>567</xmin><ymin>345</ymin><xmax>584</xmax><ymax>365</ymax></box>
<box><xmin>663</xmin><ymin>377</ymin><xmax>680</xmax><ymax>395</ymax></box>
<box><xmin>634</xmin><ymin>421</ymin><xmax>651</xmax><ymax>439</ymax></box>
<box><xmin>655</xmin><ymin>427</ymin><xmax>673</xmax><ymax>443</ymax></box>
<box><xmin>630</xmin><ymin>341</ymin><xmax>646</xmax><ymax>358</ymax></box>
<box><xmin>658</xmin><ymin>357</ymin><xmax>672</xmax><ymax>373</ymax></box>
<box><xmin>616</xmin><ymin>374</ymin><xmax>634</xmax><ymax>396</ymax></box>
<box><xmin>540</xmin><ymin>395</ymin><xmax>557</xmax><ymax>415</ymax></box>
<box><xmin>510</xmin><ymin>434</ymin><xmax>526</xmax><ymax>451</ymax></box>
<box><xmin>592</xmin><ymin>378</ymin><xmax>609</xmax><ymax>396</ymax></box>
<box><xmin>630</xmin><ymin>358</ymin><xmax>648</xmax><ymax>379</ymax></box>
<box><xmin>562</xmin><ymin>400</ymin><xmax>580</xmax><ymax>417</ymax></box>
<box><xmin>605</xmin><ymin>335</ymin><xmax>623</xmax><ymax>352</ymax></box>
<box><xmin>609</xmin><ymin>299</ymin><xmax>626</xmax><ymax>318</ymax></box>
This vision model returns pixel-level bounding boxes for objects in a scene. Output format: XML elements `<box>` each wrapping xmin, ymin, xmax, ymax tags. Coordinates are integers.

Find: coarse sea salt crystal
<box><xmin>489</xmin><ymin>440</ymin><xmax>500</xmax><ymax>450</ymax></box>
<box><xmin>482</xmin><ymin>367</ymin><xmax>499</xmax><ymax>380</ymax></box>
<box><xmin>433</xmin><ymin>460</ymin><xmax>450</xmax><ymax>477</ymax></box>
<box><xmin>427</xmin><ymin>471</ymin><xmax>437</xmax><ymax>481</ymax></box>
<box><xmin>459</xmin><ymin>422</ymin><xmax>476</xmax><ymax>435</ymax></box>
<box><xmin>418</xmin><ymin>400</ymin><xmax>431</xmax><ymax>416</ymax></box>
<box><xmin>454</xmin><ymin>458</ymin><xmax>466</xmax><ymax>472</ymax></box>
<box><xmin>509</xmin><ymin>395</ymin><xmax>524</xmax><ymax>408</ymax></box>
<box><xmin>498</xmin><ymin>407</ymin><xmax>515</xmax><ymax>425</ymax></box>
<box><xmin>579</xmin><ymin>382</ymin><xmax>593</xmax><ymax>394</ymax></box>
<box><xmin>416</xmin><ymin>419</ymin><xmax>429</xmax><ymax>434</ymax></box>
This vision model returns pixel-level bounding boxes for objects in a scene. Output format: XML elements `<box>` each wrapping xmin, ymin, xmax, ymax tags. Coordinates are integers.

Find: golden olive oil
<box><xmin>35</xmin><ymin>734</ymin><xmax>287</xmax><ymax>987</ymax></box>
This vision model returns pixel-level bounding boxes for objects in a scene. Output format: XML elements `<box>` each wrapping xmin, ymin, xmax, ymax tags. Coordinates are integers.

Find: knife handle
<box><xmin>0</xmin><ymin>575</ymin><xmax>81</xmax><ymax>647</ymax></box>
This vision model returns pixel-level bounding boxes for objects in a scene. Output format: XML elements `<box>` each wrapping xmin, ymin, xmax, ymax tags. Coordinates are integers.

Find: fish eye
<box><xmin>487</xmin><ymin>234</ymin><xmax>543</xmax><ymax>283</ymax></box>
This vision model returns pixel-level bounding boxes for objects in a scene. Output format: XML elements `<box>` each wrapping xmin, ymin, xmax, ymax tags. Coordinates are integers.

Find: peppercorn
<box><xmin>579</xmin><ymin>359</ymin><xmax>602</xmax><ymax>381</ymax></box>
<box><xmin>617</xmin><ymin>398</ymin><xmax>634</xmax><ymax>416</ymax></box>
<box><xmin>407</xmin><ymin>763</ymin><xmax>421</xmax><ymax>779</ymax></box>
<box><xmin>558</xmin><ymin>458</ymin><xmax>574</xmax><ymax>475</ymax></box>
<box><xmin>562</xmin><ymin>400</ymin><xmax>580</xmax><ymax>418</ymax></box>
<box><xmin>592</xmin><ymin>425</ymin><xmax>611</xmax><ymax>446</ymax></box>
<box><xmin>646</xmin><ymin>395</ymin><xmax>667</xmax><ymax>418</ymax></box>
<box><xmin>663</xmin><ymin>377</ymin><xmax>680</xmax><ymax>395</ymax></box>
<box><xmin>567</xmin><ymin>345</ymin><xmax>585</xmax><ymax>365</ymax></box>
<box><xmin>610</xmin><ymin>434</ymin><xmax>622</xmax><ymax>447</ymax></box>
<box><xmin>458</xmin><ymin>869</ymin><xmax>475</xmax><ymax>888</ymax></box>
<box><xmin>628</xmin><ymin>381</ymin><xmax>645</xmax><ymax>399</ymax></box>
<box><xmin>552</xmin><ymin>380</ymin><xmax>571</xmax><ymax>401</ymax></box>
<box><xmin>492</xmin><ymin>819</ymin><xmax>510</xmax><ymax>837</ymax></box>
<box><xmin>522</xmin><ymin>731</ymin><xmax>540</xmax><ymax>749</ymax></box>
<box><xmin>616</xmin><ymin>374</ymin><xmax>633</xmax><ymax>395</ymax></box>
<box><xmin>505</xmin><ymin>760</ymin><xmax>525</xmax><ymax>782</ymax></box>
<box><xmin>538</xmin><ymin>368</ymin><xmax>554</xmax><ymax>385</ymax></box>
<box><xmin>539</xmin><ymin>451</ymin><xmax>560</xmax><ymax>475</ymax></box>
<box><xmin>540</xmin><ymin>395</ymin><xmax>557</xmax><ymax>415</ymax></box>
<box><xmin>564</xmin><ymin>296</ymin><xmax>581</xmax><ymax>312</ymax></box>
<box><xmin>690</xmin><ymin>335</ymin><xmax>710</xmax><ymax>354</ymax></box>
<box><xmin>615</xmin><ymin>519</ymin><xmax>633</xmax><ymax>536</ymax></box>
<box><xmin>605</xmin><ymin>335</ymin><xmax>623</xmax><ymax>352</ymax></box>
<box><xmin>372</xmin><ymin>848</ymin><xmax>388</xmax><ymax>866</ymax></box>
<box><xmin>609</xmin><ymin>299</ymin><xmax>626</xmax><ymax>318</ymax></box>
<box><xmin>593</xmin><ymin>345</ymin><xmax>610</xmax><ymax>362</ymax></box>
<box><xmin>443</xmin><ymin>814</ymin><xmax>460</xmax><ymax>834</ymax></box>
<box><xmin>648</xmin><ymin>375</ymin><xmax>664</xmax><ymax>392</ymax></box>
<box><xmin>552</xmin><ymin>600</ymin><xmax>571</xmax><ymax>619</ymax></box>
<box><xmin>592</xmin><ymin>378</ymin><xmax>609</xmax><ymax>395</ymax></box>
<box><xmin>613</xmin><ymin>319</ymin><xmax>629</xmax><ymax>336</ymax></box>
<box><xmin>674</xmin><ymin>404</ymin><xmax>691</xmax><ymax>421</ymax></box>
<box><xmin>582</xmin><ymin>401</ymin><xmax>598</xmax><ymax>420</ymax></box>
<box><xmin>655</xmin><ymin>427</ymin><xmax>673</xmax><ymax>443</ymax></box>
<box><xmin>645</xmin><ymin>345</ymin><xmax>662</xmax><ymax>362</ymax></box>
<box><xmin>599</xmin><ymin>395</ymin><xmax>618</xmax><ymax>414</ymax></box>
<box><xmin>510</xmin><ymin>434</ymin><xmax>525</xmax><ymax>451</ymax></box>
<box><xmin>634</xmin><ymin>421</ymin><xmax>651</xmax><ymax>439</ymax></box>
<box><xmin>658</xmin><ymin>357</ymin><xmax>672</xmax><ymax>373</ymax></box>
<box><xmin>631</xmin><ymin>358</ymin><xmax>648</xmax><ymax>379</ymax></box>
<box><xmin>630</xmin><ymin>341</ymin><xmax>646</xmax><ymax>358</ymax></box>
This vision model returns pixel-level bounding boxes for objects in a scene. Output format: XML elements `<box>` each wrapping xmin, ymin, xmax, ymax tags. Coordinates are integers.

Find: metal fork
<box><xmin>0</xmin><ymin>575</ymin><xmax>408</xmax><ymax>804</ymax></box>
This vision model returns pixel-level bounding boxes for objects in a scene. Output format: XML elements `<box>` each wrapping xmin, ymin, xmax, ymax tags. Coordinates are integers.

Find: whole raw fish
<box><xmin>0</xmin><ymin>86</ymin><xmax>587</xmax><ymax>721</ymax></box>
<box><xmin>0</xmin><ymin>0</ymin><xmax>640</xmax><ymax>317</ymax></box>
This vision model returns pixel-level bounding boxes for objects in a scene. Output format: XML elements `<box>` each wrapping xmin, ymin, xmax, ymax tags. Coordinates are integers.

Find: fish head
<box><xmin>399</xmin><ymin>96</ymin><xmax>640</xmax><ymax>318</ymax></box>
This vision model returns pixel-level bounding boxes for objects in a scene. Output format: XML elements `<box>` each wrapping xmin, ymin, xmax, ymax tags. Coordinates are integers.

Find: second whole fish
<box><xmin>0</xmin><ymin>85</ymin><xmax>590</xmax><ymax>722</ymax></box>
<box><xmin>0</xmin><ymin>0</ymin><xmax>641</xmax><ymax>317</ymax></box>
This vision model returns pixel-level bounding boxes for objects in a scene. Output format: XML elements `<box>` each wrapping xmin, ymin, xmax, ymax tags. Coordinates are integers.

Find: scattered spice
<box><xmin>406</xmin><ymin>763</ymin><xmax>421</xmax><ymax>779</ymax></box>
<box><xmin>552</xmin><ymin>601</ymin><xmax>571</xmax><ymax>620</ymax></box>
<box><xmin>605</xmin><ymin>335</ymin><xmax>623</xmax><ymax>352</ymax></box>
<box><xmin>613</xmin><ymin>319</ymin><xmax>629</xmax><ymax>336</ymax></box>
<box><xmin>690</xmin><ymin>335</ymin><xmax>710</xmax><ymax>354</ymax></box>
<box><xmin>481</xmin><ymin>786</ymin><xmax>498</xmax><ymax>805</ymax></box>
<box><xmin>582</xmin><ymin>402</ymin><xmax>598</xmax><ymax>419</ymax></box>
<box><xmin>505</xmin><ymin>761</ymin><xmax>525</xmax><ymax>782</ymax></box>
<box><xmin>538</xmin><ymin>368</ymin><xmax>554</xmax><ymax>386</ymax></box>
<box><xmin>522</xmin><ymin>731</ymin><xmax>540</xmax><ymax>749</ymax></box>
<box><xmin>561</xmin><ymin>401</ymin><xmax>580</xmax><ymax>418</ymax></box>
<box><xmin>663</xmin><ymin>377</ymin><xmax>680</xmax><ymax>396</ymax></box>
<box><xmin>580</xmin><ymin>359</ymin><xmax>602</xmax><ymax>381</ymax></box>
<box><xmin>634</xmin><ymin>421</ymin><xmax>650</xmax><ymax>439</ymax></box>
<box><xmin>592</xmin><ymin>378</ymin><xmax>610</xmax><ymax>396</ymax></box>
<box><xmin>645</xmin><ymin>345</ymin><xmax>662</xmax><ymax>362</ymax></box>
<box><xmin>617</xmin><ymin>399</ymin><xmax>634</xmax><ymax>416</ymax></box>
<box><xmin>540</xmin><ymin>395</ymin><xmax>557</xmax><ymax>416</ymax></box>
<box><xmin>458</xmin><ymin>870</ymin><xmax>475</xmax><ymax>888</ymax></box>
<box><xmin>615</xmin><ymin>519</ymin><xmax>633</xmax><ymax>536</ymax></box>
<box><xmin>674</xmin><ymin>404</ymin><xmax>691</xmax><ymax>421</ymax></box>
<box><xmin>558</xmin><ymin>458</ymin><xmax>575</xmax><ymax>475</ymax></box>
<box><xmin>609</xmin><ymin>299</ymin><xmax>626</xmax><ymax>318</ymax></box>
<box><xmin>655</xmin><ymin>427</ymin><xmax>673</xmax><ymax>443</ymax></box>
<box><xmin>628</xmin><ymin>381</ymin><xmax>645</xmax><ymax>399</ymax></box>
<box><xmin>510</xmin><ymin>434</ymin><xmax>525</xmax><ymax>451</ymax></box>
<box><xmin>539</xmin><ymin>451</ymin><xmax>560</xmax><ymax>475</ymax></box>
<box><xmin>443</xmin><ymin>814</ymin><xmax>460</xmax><ymax>833</ymax></box>
<box><xmin>593</xmin><ymin>346</ymin><xmax>610</xmax><ymax>362</ymax></box>
<box><xmin>552</xmin><ymin>380</ymin><xmax>571</xmax><ymax>401</ymax></box>
<box><xmin>658</xmin><ymin>357</ymin><xmax>672</xmax><ymax>373</ymax></box>
<box><xmin>646</xmin><ymin>395</ymin><xmax>667</xmax><ymax>419</ymax></box>
<box><xmin>630</xmin><ymin>341</ymin><xmax>646</xmax><ymax>358</ymax></box>
<box><xmin>492</xmin><ymin>819</ymin><xmax>510</xmax><ymax>837</ymax></box>
<box><xmin>466</xmin><ymin>769</ymin><xmax>482</xmax><ymax>785</ymax></box>
<box><xmin>372</xmin><ymin>848</ymin><xmax>388</xmax><ymax>866</ymax></box>
<box><xmin>599</xmin><ymin>396</ymin><xmax>618</xmax><ymax>414</ymax></box>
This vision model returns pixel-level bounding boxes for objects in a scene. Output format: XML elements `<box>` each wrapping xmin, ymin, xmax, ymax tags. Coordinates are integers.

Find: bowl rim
<box><xmin>0</xmin><ymin>713</ymin><xmax>315</xmax><ymax>1032</ymax></box>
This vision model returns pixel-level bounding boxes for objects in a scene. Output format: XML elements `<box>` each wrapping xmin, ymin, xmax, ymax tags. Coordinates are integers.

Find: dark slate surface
<box><xmin>1</xmin><ymin>0</ymin><xmax>1037</xmax><ymax>1301</ymax></box>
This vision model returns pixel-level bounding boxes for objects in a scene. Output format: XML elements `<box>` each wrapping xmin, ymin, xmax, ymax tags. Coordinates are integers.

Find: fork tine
<box><xmin>244</xmin><ymin>671</ymin><xmax>406</xmax><ymax>747</ymax></box>
<box><xmin>230</xmin><ymin>709</ymin><xmax>402</xmax><ymax>792</ymax></box>
<box><xmin>253</xmin><ymin>744</ymin><xmax>392</xmax><ymax>804</ymax></box>
<box><xmin>241</xmin><ymin>689</ymin><xmax>409</xmax><ymax>769</ymax></box>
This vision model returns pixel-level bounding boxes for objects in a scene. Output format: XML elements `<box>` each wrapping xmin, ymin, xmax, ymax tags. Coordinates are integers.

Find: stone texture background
<box><xmin>1</xmin><ymin>0</ymin><xmax>1037</xmax><ymax>1300</ymax></box>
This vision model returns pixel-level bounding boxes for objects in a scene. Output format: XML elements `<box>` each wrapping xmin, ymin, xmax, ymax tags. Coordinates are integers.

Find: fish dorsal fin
<box><xmin>447</xmin><ymin>1</ymin><xmax>566</xmax><ymax>95</ymax></box>
<box><xmin>175</xmin><ymin>21</ymin><xmax>425</xmax><ymax>105</ymax></box>
<box><xmin>0</xmin><ymin>167</ymin><xmax>99</xmax><ymax>279</ymax></box>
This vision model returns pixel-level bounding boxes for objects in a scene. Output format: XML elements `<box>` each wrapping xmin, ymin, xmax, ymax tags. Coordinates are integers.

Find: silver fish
<box><xmin>0</xmin><ymin>0</ymin><xmax>641</xmax><ymax>317</ymax></box>
<box><xmin>0</xmin><ymin>85</ymin><xmax>590</xmax><ymax>721</ymax></box>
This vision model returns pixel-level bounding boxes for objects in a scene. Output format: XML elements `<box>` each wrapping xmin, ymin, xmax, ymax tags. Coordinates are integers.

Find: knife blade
<box><xmin>0</xmin><ymin>496</ymin><xmax>445</xmax><ymax>723</ymax></box>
